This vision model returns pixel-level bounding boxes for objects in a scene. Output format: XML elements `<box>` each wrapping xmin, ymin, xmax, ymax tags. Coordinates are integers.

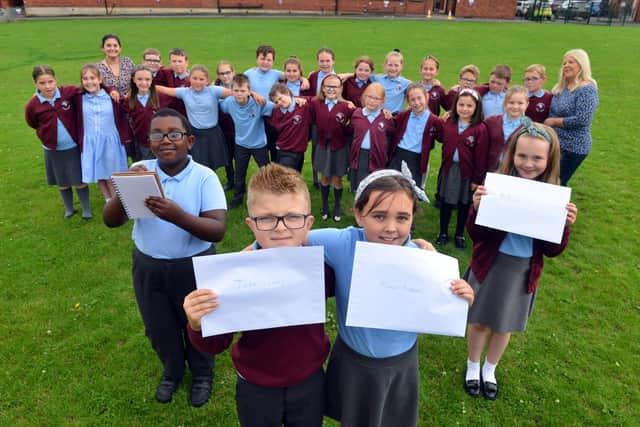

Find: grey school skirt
<box><xmin>466</xmin><ymin>253</ymin><xmax>536</xmax><ymax>333</ymax></box>
<box><xmin>191</xmin><ymin>126</ymin><xmax>228</xmax><ymax>171</ymax></box>
<box><xmin>349</xmin><ymin>149</ymin><xmax>370</xmax><ymax>192</ymax></box>
<box><xmin>325</xmin><ymin>335</ymin><xmax>419</xmax><ymax>427</ymax></box>
<box><xmin>313</xmin><ymin>143</ymin><xmax>349</xmax><ymax>177</ymax></box>
<box><xmin>44</xmin><ymin>146</ymin><xmax>83</xmax><ymax>186</ymax></box>
<box><xmin>438</xmin><ymin>162</ymin><xmax>472</xmax><ymax>205</ymax></box>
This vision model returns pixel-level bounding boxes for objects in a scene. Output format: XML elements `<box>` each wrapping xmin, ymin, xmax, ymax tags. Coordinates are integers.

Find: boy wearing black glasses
<box><xmin>184</xmin><ymin>163</ymin><xmax>334</xmax><ymax>427</ymax></box>
<box><xmin>103</xmin><ymin>108</ymin><xmax>227</xmax><ymax>408</ymax></box>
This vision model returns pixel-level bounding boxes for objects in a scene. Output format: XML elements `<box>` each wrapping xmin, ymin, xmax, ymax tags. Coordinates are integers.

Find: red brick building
<box><xmin>18</xmin><ymin>0</ymin><xmax>518</xmax><ymax>20</ymax></box>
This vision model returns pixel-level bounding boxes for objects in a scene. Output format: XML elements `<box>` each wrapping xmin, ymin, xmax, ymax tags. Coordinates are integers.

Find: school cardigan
<box><xmin>390</xmin><ymin>110</ymin><xmax>440</xmax><ymax>175</ymax></box>
<box><xmin>121</xmin><ymin>97</ymin><xmax>158</xmax><ymax>148</ymax></box>
<box><xmin>187</xmin><ymin>263</ymin><xmax>335</xmax><ymax>388</ymax></box>
<box><xmin>526</xmin><ymin>91</ymin><xmax>553</xmax><ymax>123</ymax></box>
<box><xmin>267</xmin><ymin>102</ymin><xmax>312</xmax><ymax>153</ymax></box>
<box><xmin>73</xmin><ymin>88</ymin><xmax>132</xmax><ymax>149</ymax></box>
<box><xmin>153</xmin><ymin>67</ymin><xmax>190</xmax><ymax>89</ymax></box>
<box><xmin>25</xmin><ymin>86</ymin><xmax>79</xmax><ymax>150</ymax></box>
<box><xmin>425</xmin><ymin>85</ymin><xmax>448</xmax><ymax>116</ymax></box>
<box><xmin>484</xmin><ymin>115</ymin><xmax>521</xmax><ymax>172</ymax></box>
<box><xmin>310</xmin><ymin>98</ymin><xmax>354</xmax><ymax>151</ymax></box>
<box><xmin>342</xmin><ymin>76</ymin><xmax>370</xmax><ymax>108</ymax></box>
<box><xmin>350</xmin><ymin>110</ymin><xmax>395</xmax><ymax>172</ymax></box>
<box><xmin>435</xmin><ymin>120</ymin><xmax>489</xmax><ymax>185</ymax></box>
<box><xmin>466</xmin><ymin>205</ymin><xmax>571</xmax><ymax>294</ymax></box>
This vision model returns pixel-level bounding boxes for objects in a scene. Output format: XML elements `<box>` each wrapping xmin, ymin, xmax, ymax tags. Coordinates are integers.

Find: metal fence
<box><xmin>518</xmin><ymin>1</ymin><xmax>637</xmax><ymax>25</ymax></box>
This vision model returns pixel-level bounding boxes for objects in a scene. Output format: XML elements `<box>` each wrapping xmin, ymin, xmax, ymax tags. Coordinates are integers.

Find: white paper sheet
<box><xmin>345</xmin><ymin>242</ymin><xmax>468</xmax><ymax>337</ymax></box>
<box><xmin>193</xmin><ymin>246</ymin><xmax>326</xmax><ymax>337</ymax></box>
<box><xmin>475</xmin><ymin>173</ymin><xmax>571</xmax><ymax>244</ymax></box>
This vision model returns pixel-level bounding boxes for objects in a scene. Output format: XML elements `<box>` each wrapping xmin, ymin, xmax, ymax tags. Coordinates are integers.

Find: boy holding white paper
<box><xmin>103</xmin><ymin>108</ymin><xmax>227</xmax><ymax>407</ymax></box>
<box><xmin>463</xmin><ymin>119</ymin><xmax>577</xmax><ymax>401</ymax></box>
<box><xmin>184</xmin><ymin>163</ymin><xmax>334</xmax><ymax>427</ymax></box>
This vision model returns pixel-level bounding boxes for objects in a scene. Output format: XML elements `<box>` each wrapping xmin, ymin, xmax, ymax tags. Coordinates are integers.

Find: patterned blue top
<box><xmin>549</xmin><ymin>83</ymin><xmax>598</xmax><ymax>155</ymax></box>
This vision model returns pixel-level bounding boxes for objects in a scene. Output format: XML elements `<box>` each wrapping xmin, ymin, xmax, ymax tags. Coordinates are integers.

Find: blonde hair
<box><xmin>552</xmin><ymin>48</ymin><xmax>597</xmax><ymax>94</ymax></box>
<box><xmin>459</xmin><ymin>64</ymin><xmax>480</xmax><ymax>80</ymax></box>
<box><xmin>247</xmin><ymin>164</ymin><xmax>310</xmax><ymax>212</ymax></box>
<box><xmin>385</xmin><ymin>50</ymin><xmax>403</xmax><ymax>64</ymax></box>
<box><xmin>79</xmin><ymin>64</ymin><xmax>102</xmax><ymax>94</ymax></box>
<box><xmin>361</xmin><ymin>82</ymin><xmax>385</xmax><ymax>107</ymax></box>
<box><xmin>525</xmin><ymin>64</ymin><xmax>546</xmax><ymax>77</ymax></box>
<box><xmin>499</xmin><ymin>123</ymin><xmax>561</xmax><ymax>184</ymax></box>
<box><xmin>504</xmin><ymin>85</ymin><xmax>529</xmax><ymax>106</ymax></box>
<box><xmin>216</xmin><ymin>60</ymin><xmax>234</xmax><ymax>74</ymax></box>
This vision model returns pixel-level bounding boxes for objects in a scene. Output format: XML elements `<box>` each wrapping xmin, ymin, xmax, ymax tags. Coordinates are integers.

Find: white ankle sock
<box><xmin>482</xmin><ymin>360</ymin><xmax>497</xmax><ymax>384</ymax></box>
<box><xmin>466</xmin><ymin>359</ymin><xmax>480</xmax><ymax>381</ymax></box>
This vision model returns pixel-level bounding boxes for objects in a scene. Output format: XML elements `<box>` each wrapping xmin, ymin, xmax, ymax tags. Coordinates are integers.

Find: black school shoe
<box><xmin>463</xmin><ymin>379</ymin><xmax>481</xmax><ymax>397</ymax></box>
<box><xmin>436</xmin><ymin>234</ymin><xmax>449</xmax><ymax>246</ymax></box>
<box><xmin>190</xmin><ymin>376</ymin><xmax>212</xmax><ymax>407</ymax></box>
<box><xmin>155</xmin><ymin>376</ymin><xmax>179</xmax><ymax>403</ymax></box>
<box><xmin>483</xmin><ymin>381</ymin><xmax>499</xmax><ymax>400</ymax></box>
<box><xmin>455</xmin><ymin>235</ymin><xmax>467</xmax><ymax>249</ymax></box>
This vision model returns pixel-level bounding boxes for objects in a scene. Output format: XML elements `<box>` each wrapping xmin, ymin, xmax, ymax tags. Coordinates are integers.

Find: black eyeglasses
<box><xmin>149</xmin><ymin>131</ymin><xmax>188</xmax><ymax>142</ymax></box>
<box><xmin>324</xmin><ymin>85</ymin><xmax>340</xmax><ymax>90</ymax></box>
<box><xmin>218</xmin><ymin>71</ymin><xmax>233</xmax><ymax>76</ymax></box>
<box><xmin>250</xmin><ymin>214</ymin><xmax>310</xmax><ymax>231</ymax></box>
<box><xmin>144</xmin><ymin>58</ymin><xmax>161</xmax><ymax>63</ymax></box>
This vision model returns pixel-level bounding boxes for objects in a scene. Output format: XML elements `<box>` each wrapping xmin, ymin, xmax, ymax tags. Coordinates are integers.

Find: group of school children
<box><xmin>26</xmin><ymin>37</ymin><xmax>579</xmax><ymax>426</ymax></box>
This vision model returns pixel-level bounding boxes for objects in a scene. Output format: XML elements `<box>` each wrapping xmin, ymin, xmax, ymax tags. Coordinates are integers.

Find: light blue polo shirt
<box><xmin>398</xmin><ymin>110</ymin><xmax>431</xmax><ymax>153</ymax></box>
<box><xmin>499</xmin><ymin>232</ymin><xmax>533</xmax><ymax>258</ymax></box>
<box><xmin>482</xmin><ymin>91</ymin><xmax>505</xmax><ymax>118</ymax></box>
<box><xmin>175</xmin><ymin>85</ymin><xmax>225</xmax><ymax>129</ymax></box>
<box><xmin>137</xmin><ymin>93</ymin><xmax>150</xmax><ymax>107</ymax></box>
<box><xmin>529</xmin><ymin>90</ymin><xmax>545</xmax><ymax>98</ymax></box>
<box><xmin>308</xmin><ymin>227</ymin><xmax>418</xmax><ymax>358</ymax></box>
<box><xmin>286</xmin><ymin>80</ymin><xmax>302</xmax><ymax>96</ymax></box>
<box><xmin>359</xmin><ymin>108</ymin><xmax>379</xmax><ymax>150</ymax></box>
<box><xmin>131</xmin><ymin>156</ymin><xmax>227</xmax><ymax>259</ymax></box>
<box><xmin>220</xmin><ymin>97</ymin><xmax>275</xmax><ymax>149</ymax></box>
<box><xmin>371</xmin><ymin>74</ymin><xmax>411</xmax><ymax>113</ymax></box>
<box><xmin>454</xmin><ymin>120</ymin><xmax>470</xmax><ymax>162</ymax></box>
<box><xmin>36</xmin><ymin>88</ymin><xmax>76</xmax><ymax>151</ymax></box>
<box><xmin>245</xmin><ymin>68</ymin><xmax>283</xmax><ymax>98</ymax></box>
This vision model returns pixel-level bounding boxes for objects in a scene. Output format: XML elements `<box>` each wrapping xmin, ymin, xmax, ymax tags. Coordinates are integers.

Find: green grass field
<box><xmin>1</xmin><ymin>17</ymin><xmax>639</xmax><ymax>426</ymax></box>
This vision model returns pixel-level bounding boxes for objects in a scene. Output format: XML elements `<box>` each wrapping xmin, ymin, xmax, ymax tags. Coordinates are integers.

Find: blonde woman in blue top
<box><xmin>544</xmin><ymin>48</ymin><xmax>598</xmax><ymax>186</ymax></box>
<box><xmin>308</xmin><ymin>168</ymin><xmax>474</xmax><ymax>426</ymax></box>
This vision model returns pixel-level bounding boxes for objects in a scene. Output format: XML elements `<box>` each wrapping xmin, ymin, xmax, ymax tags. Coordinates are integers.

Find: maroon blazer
<box><xmin>526</xmin><ymin>91</ymin><xmax>553</xmax><ymax>123</ymax></box>
<box><xmin>121</xmin><ymin>95</ymin><xmax>170</xmax><ymax>148</ymax></box>
<box><xmin>307</xmin><ymin>70</ymin><xmax>322</xmax><ymax>95</ymax></box>
<box><xmin>390</xmin><ymin>110</ymin><xmax>442</xmax><ymax>175</ymax></box>
<box><xmin>267</xmin><ymin>103</ymin><xmax>313</xmax><ymax>153</ymax></box>
<box><xmin>343</xmin><ymin>76</ymin><xmax>371</xmax><ymax>108</ymax></box>
<box><xmin>435</xmin><ymin>119</ymin><xmax>489</xmax><ymax>185</ymax></box>
<box><xmin>467</xmin><ymin>205</ymin><xmax>571</xmax><ymax>294</ymax></box>
<box><xmin>309</xmin><ymin>98</ymin><xmax>354</xmax><ymax>151</ymax></box>
<box><xmin>154</xmin><ymin>67</ymin><xmax>189</xmax><ymax>114</ymax></box>
<box><xmin>484</xmin><ymin>115</ymin><xmax>522</xmax><ymax>172</ymax></box>
<box><xmin>25</xmin><ymin>85</ymin><xmax>79</xmax><ymax>150</ymax></box>
<box><xmin>73</xmin><ymin>88</ymin><xmax>132</xmax><ymax>150</ymax></box>
<box><xmin>350</xmin><ymin>109</ymin><xmax>395</xmax><ymax>172</ymax></box>
<box><xmin>425</xmin><ymin>85</ymin><xmax>448</xmax><ymax>116</ymax></box>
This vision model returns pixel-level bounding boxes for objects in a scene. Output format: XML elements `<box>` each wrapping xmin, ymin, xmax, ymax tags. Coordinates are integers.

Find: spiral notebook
<box><xmin>111</xmin><ymin>171</ymin><xmax>164</xmax><ymax>219</ymax></box>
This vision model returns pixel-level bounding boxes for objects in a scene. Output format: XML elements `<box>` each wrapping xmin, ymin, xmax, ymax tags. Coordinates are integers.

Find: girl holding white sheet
<box><xmin>463</xmin><ymin>118</ymin><xmax>577</xmax><ymax>401</ymax></box>
<box><xmin>308</xmin><ymin>168</ymin><xmax>474</xmax><ymax>426</ymax></box>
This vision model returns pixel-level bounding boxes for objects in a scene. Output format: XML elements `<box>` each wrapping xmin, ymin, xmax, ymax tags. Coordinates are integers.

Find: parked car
<box><xmin>516</xmin><ymin>0</ymin><xmax>553</xmax><ymax>19</ymax></box>
<box><xmin>553</xmin><ymin>0</ymin><xmax>593</xmax><ymax>19</ymax></box>
<box><xmin>516</xmin><ymin>0</ymin><xmax>534</xmax><ymax>16</ymax></box>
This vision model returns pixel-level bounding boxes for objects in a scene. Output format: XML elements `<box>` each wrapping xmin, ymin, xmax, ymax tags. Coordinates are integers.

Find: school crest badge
<box><xmin>335</xmin><ymin>112</ymin><xmax>346</xmax><ymax>123</ymax></box>
<box><xmin>465</xmin><ymin>135</ymin><xmax>476</xmax><ymax>147</ymax></box>
<box><xmin>61</xmin><ymin>100</ymin><xmax>71</xmax><ymax>111</ymax></box>
<box><xmin>293</xmin><ymin>114</ymin><xmax>303</xmax><ymax>125</ymax></box>
<box><xmin>378</xmin><ymin>122</ymin><xmax>386</xmax><ymax>131</ymax></box>
<box><xmin>535</xmin><ymin>102</ymin><xmax>546</xmax><ymax>113</ymax></box>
